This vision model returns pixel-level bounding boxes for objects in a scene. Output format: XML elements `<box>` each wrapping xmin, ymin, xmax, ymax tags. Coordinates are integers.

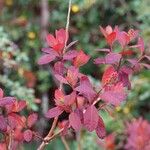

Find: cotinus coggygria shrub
<box><xmin>37</xmin><ymin>25</ymin><xmax>149</xmax><ymax>149</ymax></box>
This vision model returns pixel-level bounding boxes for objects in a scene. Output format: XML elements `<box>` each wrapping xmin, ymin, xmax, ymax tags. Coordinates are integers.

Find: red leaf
<box><xmin>127</xmin><ymin>59</ymin><xmax>139</xmax><ymax>66</ymax></box>
<box><xmin>46</xmin><ymin>29</ymin><xmax>68</xmax><ymax>54</ymax></box>
<box><xmin>84</xmin><ymin>105</ymin><xmax>99</xmax><ymax>132</ymax></box>
<box><xmin>94</xmin><ymin>58</ymin><xmax>105</xmax><ymax>65</ymax></box>
<box><xmin>54</xmin><ymin>89</ymin><xmax>65</xmax><ymax>106</ymax></box>
<box><xmin>73</xmin><ymin>50</ymin><xmax>90</xmax><ymax>67</ymax></box>
<box><xmin>55</xmin><ymin>29</ymin><xmax>68</xmax><ymax>45</ymax></box>
<box><xmin>17</xmin><ymin>101</ymin><xmax>26</xmax><ymax>111</ymax></box>
<box><xmin>95</xmin><ymin>116</ymin><xmax>106</xmax><ymax>139</ymax></box>
<box><xmin>69</xmin><ymin>111</ymin><xmax>82</xmax><ymax>131</ymax></box>
<box><xmin>54</xmin><ymin>61</ymin><xmax>65</xmax><ymax>75</ymax></box>
<box><xmin>118</xmin><ymin>71</ymin><xmax>131</xmax><ymax>89</ymax></box>
<box><xmin>27</xmin><ymin>113</ymin><xmax>38</xmax><ymax>128</ymax></box>
<box><xmin>23</xmin><ymin>129</ymin><xmax>33</xmax><ymax>142</ymax></box>
<box><xmin>117</xmin><ymin>31</ymin><xmax>130</xmax><ymax>48</ymax></box>
<box><xmin>45</xmin><ymin>107</ymin><xmax>63</xmax><ymax>118</ymax></box>
<box><xmin>66</xmin><ymin>66</ymin><xmax>79</xmax><ymax>87</ymax></box>
<box><xmin>100</xmin><ymin>83</ymin><xmax>127</xmax><ymax>106</ymax></box>
<box><xmin>0</xmin><ymin>115</ymin><xmax>7</xmax><ymax>132</ymax></box>
<box><xmin>0</xmin><ymin>143</ymin><xmax>7</xmax><ymax>150</ymax></box>
<box><xmin>11</xmin><ymin>101</ymin><xmax>26</xmax><ymax>112</ymax></box>
<box><xmin>105</xmin><ymin>52</ymin><xmax>121</xmax><ymax>64</ymax></box>
<box><xmin>0</xmin><ymin>97</ymin><xmax>15</xmax><ymax>107</ymax></box>
<box><xmin>102</xmin><ymin>66</ymin><xmax>118</xmax><ymax>85</ymax></box>
<box><xmin>63</xmin><ymin>50</ymin><xmax>78</xmax><ymax>60</ymax></box>
<box><xmin>38</xmin><ymin>54</ymin><xmax>56</xmax><ymax>65</ymax></box>
<box><xmin>42</xmin><ymin>48</ymin><xmax>59</xmax><ymax>56</ymax></box>
<box><xmin>75</xmin><ymin>76</ymin><xmax>96</xmax><ymax>102</ymax></box>
<box><xmin>8</xmin><ymin>113</ymin><xmax>25</xmax><ymax>129</ymax></box>
<box><xmin>120</xmin><ymin>50</ymin><xmax>134</xmax><ymax>56</ymax></box>
<box><xmin>100</xmin><ymin>26</ymin><xmax>107</xmax><ymax>37</ymax></box>
<box><xmin>106</xmin><ymin>32</ymin><xmax>116</xmax><ymax>46</ymax></box>
<box><xmin>64</xmin><ymin>91</ymin><xmax>76</xmax><ymax>106</ymax></box>
<box><xmin>55</xmin><ymin>74</ymin><xmax>68</xmax><ymax>84</ymax></box>
<box><xmin>46</xmin><ymin>34</ymin><xmax>57</xmax><ymax>47</ymax></box>
<box><xmin>58</xmin><ymin>120</ymin><xmax>69</xmax><ymax>136</ymax></box>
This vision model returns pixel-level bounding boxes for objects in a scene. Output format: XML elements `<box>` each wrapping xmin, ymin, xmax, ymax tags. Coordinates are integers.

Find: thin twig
<box><xmin>63</xmin><ymin>0</ymin><xmax>72</xmax><ymax>54</ymax></box>
<box><xmin>37</xmin><ymin>117</ymin><xmax>58</xmax><ymax>150</ymax></box>
<box><xmin>61</xmin><ymin>136</ymin><xmax>70</xmax><ymax>150</ymax></box>
<box><xmin>8</xmin><ymin>130</ymin><xmax>12</xmax><ymax>150</ymax></box>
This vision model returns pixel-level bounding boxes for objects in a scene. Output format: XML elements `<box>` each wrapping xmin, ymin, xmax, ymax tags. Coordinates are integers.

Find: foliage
<box><xmin>0</xmin><ymin>0</ymin><xmax>150</xmax><ymax>149</ymax></box>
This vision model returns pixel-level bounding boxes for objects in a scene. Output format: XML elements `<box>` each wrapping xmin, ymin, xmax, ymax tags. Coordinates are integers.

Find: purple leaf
<box><xmin>23</xmin><ymin>129</ymin><xmax>33</xmax><ymax>142</ymax></box>
<box><xmin>69</xmin><ymin>111</ymin><xmax>82</xmax><ymax>131</ymax></box>
<box><xmin>94</xmin><ymin>58</ymin><xmax>105</xmax><ymax>65</ymax></box>
<box><xmin>0</xmin><ymin>97</ymin><xmax>15</xmax><ymax>107</ymax></box>
<box><xmin>0</xmin><ymin>115</ymin><xmax>7</xmax><ymax>132</ymax></box>
<box><xmin>41</xmin><ymin>48</ymin><xmax>59</xmax><ymax>55</ymax></box>
<box><xmin>61</xmin><ymin>121</ymin><xmax>69</xmax><ymax>136</ymax></box>
<box><xmin>127</xmin><ymin>59</ymin><xmax>138</xmax><ymax>66</ymax></box>
<box><xmin>45</xmin><ymin>107</ymin><xmax>63</xmax><ymax>118</ymax></box>
<box><xmin>100</xmin><ymin>87</ymin><xmax>127</xmax><ymax>106</ymax></box>
<box><xmin>105</xmin><ymin>52</ymin><xmax>121</xmax><ymax>64</ymax></box>
<box><xmin>64</xmin><ymin>91</ymin><xmax>76</xmax><ymax>106</ymax></box>
<box><xmin>95</xmin><ymin>116</ymin><xmax>106</xmax><ymax>139</ymax></box>
<box><xmin>84</xmin><ymin>105</ymin><xmax>99</xmax><ymax>132</ymax></box>
<box><xmin>116</xmin><ymin>31</ymin><xmax>129</xmax><ymax>48</ymax></box>
<box><xmin>38</xmin><ymin>54</ymin><xmax>57</xmax><ymax>65</ymax></box>
<box><xmin>118</xmin><ymin>71</ymin><xmax>131</xmax><ymax>89</ymax></box>
<box><xmin>27</xmin><ymin>113</ymin><xmax>38</xmax><ymax>128</ymax></box>
<box><xmin>55</xmin><ymin>74</ymin><xmax>68</xmax><ymax>84</ymax></box>
<box><xmin>66</xmin><ymin>66</ymin><xmax>79</xmax><ymax>87</ymax></box>
<box><xmin>54</xmin><ymin>61</ymin><xmax>65</xmax><ymax>75</ymax></box>
<box><xmin>8</xmin><ymin>113</ymin><xmax>24</xmax><ymax>129</ymax></box>
<box><xmin>75</xmin><ymin>77</ymin><xmax>96</xmax><ymax>102</ymax></box>
<box><xmin>41</xmin><ymin>48</ymin><xmax>51</xmax><ymax>53</ymax></box>
<box><xmin>63</xmin><ymin>50</ymin><xmax>78</xmax><ymax>60</ymax></box>
<box><xmin>127</xmin><ymin>59</ymin><xmax>141</xmax><ymax>72</ymax></box>
<box><xmin>120</xmin><ymin>66</ymin><xmax>133</xmax><ymax>75</ymax></box>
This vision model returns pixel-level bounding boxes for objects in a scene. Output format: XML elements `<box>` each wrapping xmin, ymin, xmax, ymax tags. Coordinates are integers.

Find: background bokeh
<box><xmin>0</xmin><ymin>0</ymin><xmax>150</xmax><ymax>149</ymax></box>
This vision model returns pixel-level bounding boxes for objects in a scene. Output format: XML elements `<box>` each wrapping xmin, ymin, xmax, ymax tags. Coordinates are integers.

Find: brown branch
<box><xmin>37</xmin><ymin>117</ymin><xmax>58</xmax><ymax>150</ymax></box>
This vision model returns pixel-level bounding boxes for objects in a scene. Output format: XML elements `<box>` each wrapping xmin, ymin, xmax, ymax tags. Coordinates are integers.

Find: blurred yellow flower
<box><xmin>71</xmin><ymin>4</ymin><xmax>79</xmax><ymax>13</ymax></box>
<box><xmin>18</xmin><ymin>68</ymin><xmax>24</xmax><ymax>76</ymax></box>
<box><xmin>2</xmin><ymin>52</ymin><xmax>8</xmax><ymax>58</ymax></box>
<box><xmin>5</xmin><ymin>0</ymin><xmax>13</xmax><ymax>6</ymax></box>
<box><xmin>115</xmin><ymin>106</ymin><xmax>121</xmax><ymax>112</ymax></box>
<box><xmin>123</xmin><ymin>107</ymin><xmax>130</xmax><ymax>114</ymax></box>
<box><xmin>27</xmin><ymin>32</ymin><xmax>36</xmax><ymax>40</ymax></box>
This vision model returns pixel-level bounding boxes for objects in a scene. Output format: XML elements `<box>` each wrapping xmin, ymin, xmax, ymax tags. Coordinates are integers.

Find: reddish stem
<box><xmin>37</xmin><ymin>117</ymin><xmax>58</xmax><ymax>150</ymax></box>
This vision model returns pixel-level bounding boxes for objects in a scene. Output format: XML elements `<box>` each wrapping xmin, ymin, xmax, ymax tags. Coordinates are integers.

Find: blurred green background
<box><xmin>0</xmin><ymin>0</ymin><xmax>150</xmax><ymax>149</ymax></box>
